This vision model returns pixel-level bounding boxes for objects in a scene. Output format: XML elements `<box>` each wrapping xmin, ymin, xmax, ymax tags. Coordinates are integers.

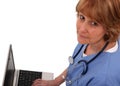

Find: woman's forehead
<box><xmin>76</xmin><ymin>0</ymin><xmax>104</xmax><ymax>21</ymax></box>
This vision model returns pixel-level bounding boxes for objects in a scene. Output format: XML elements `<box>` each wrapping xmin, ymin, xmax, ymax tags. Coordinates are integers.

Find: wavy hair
<box><xmin>76</xmin><ymin>0</ymin><xmax>120</xmax><ymax>42</ymax></box>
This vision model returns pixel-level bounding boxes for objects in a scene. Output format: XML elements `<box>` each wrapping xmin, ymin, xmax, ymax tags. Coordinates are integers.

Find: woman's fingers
<box><xmin>32</xmin><ymin>79</ymin><xmax>48</xmax><ymax>86</ymax></box>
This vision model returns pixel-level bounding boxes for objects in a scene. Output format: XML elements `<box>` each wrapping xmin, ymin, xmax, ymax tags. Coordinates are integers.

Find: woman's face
<box><xmin>76</xmin><ymin>12</ymin><xmax>106</xmax><ymax>45</ymax></box>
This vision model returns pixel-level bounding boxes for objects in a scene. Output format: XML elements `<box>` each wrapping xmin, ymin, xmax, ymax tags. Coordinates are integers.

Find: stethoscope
<box><xmin>68</xmin><ymin>42</ymin><xmax>109</xmax><ymax>75</ymax></box>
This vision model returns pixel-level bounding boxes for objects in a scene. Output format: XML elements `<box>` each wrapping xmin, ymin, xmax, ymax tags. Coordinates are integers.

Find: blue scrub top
<box><xmin>66</xmin><ymin>40</ymin><xmax>120</xmax><ymax>86</ymax></box>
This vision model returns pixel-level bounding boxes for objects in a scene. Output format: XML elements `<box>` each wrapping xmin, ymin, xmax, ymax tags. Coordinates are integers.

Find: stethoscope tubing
<box><xmin>78</xmin><ymin>42</ymin><xmax>109</xmax><ymax>64</ymax></box>
<box><xmin>67</xmin><ymin>42</ymin><xmax>109</xmax><ymax>85</ymax></box>
<box><xmin>73</xmin><ymin>45</ymin><xmax>84</xmax><ymax>59</ymax></box>
<box><xmin>69</xmin><ymin>42</ymin><xmax>109</xmax><ymax>75</ymax></box>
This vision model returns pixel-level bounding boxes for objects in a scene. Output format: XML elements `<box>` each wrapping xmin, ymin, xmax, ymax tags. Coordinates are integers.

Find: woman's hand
<box><xmin>32</xmin><ymin>79</ymin><xmax>58</xmax><ymax>86</ymax></box>
<box><xmin>32</xmin><ymin>69</ymin><xmax>67</xmax><ymax>86</ymax></box>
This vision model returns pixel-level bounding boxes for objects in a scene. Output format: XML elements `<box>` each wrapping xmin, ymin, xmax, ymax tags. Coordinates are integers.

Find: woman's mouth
<box><xmin>78</xmin><ymin>34</ymin><xmax>88</xmax><ymax>39</ymax></box>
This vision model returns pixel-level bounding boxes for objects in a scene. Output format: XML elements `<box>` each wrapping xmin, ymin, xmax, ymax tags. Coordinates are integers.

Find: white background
<box><xmin>0</xmin><ymin>0</ymin><xmax>78</xmax><ymax>86</ymax></box>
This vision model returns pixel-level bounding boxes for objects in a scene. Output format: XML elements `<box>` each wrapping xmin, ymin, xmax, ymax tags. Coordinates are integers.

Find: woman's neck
<box><xmin>85</xmin><ymin>41</ymin><xmax>116</xmax><ymax>55</ymax></box>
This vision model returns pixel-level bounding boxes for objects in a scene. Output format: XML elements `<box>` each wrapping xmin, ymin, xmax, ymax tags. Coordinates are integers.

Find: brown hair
<box><xmin>76</xmin><ymin>0</ymin><xmax>120</xmax><ymax>42</ymax></box>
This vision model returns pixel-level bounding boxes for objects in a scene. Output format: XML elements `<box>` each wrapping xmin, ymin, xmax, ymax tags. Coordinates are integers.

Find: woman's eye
<box><xmin>79</xmin><ymin>15</ymin><xmax>85</xmax><ymax>20</ymax></box>
<box><xmin>77</xmin><ymin>14</ymin><xmax>85</xmax><ymax>21</ymax></box>
<box><xmin>91</xmin><ymin>21</ymin><xmax>98</xmax><ymax>26</ymax></box>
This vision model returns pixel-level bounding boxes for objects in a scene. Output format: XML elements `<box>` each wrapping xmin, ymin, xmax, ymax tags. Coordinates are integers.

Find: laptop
<box><xmin>3</xmin><ymin>44</ymin><xmax>54</xmax><ymax>86</ymax></box>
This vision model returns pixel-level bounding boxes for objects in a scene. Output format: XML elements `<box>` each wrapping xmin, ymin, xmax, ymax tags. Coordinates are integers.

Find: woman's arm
<box><xmin>54</xmin><ymin>68</ymin><xmax>67</xmax><ymax>85</ymax></box>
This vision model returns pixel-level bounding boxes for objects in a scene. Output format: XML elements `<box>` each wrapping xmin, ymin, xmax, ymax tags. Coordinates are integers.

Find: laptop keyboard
<box><xmin>18</xmin><ymin>70</ymin><xmax>42</xmax><ymax>86</ymax></box>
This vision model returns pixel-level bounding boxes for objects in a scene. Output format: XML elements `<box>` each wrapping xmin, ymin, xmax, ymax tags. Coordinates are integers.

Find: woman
<box><xmin>32</xmin><ymin>0</ymin><xmax>120</xmax><ymax>86</ymax></box>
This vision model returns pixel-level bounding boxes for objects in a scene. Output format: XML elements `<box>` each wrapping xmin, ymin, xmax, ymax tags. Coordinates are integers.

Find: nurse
<box><xmin>32</xmin><ymin>0</ymin><xmax>120</xmax><ymax>86</ymax></box>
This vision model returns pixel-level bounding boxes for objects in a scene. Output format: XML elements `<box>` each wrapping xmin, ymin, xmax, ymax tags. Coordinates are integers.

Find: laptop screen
<box><xmin>3</xmin><ymin>45</ymin><xmax>15</xmax><ymax>86</ymax></box>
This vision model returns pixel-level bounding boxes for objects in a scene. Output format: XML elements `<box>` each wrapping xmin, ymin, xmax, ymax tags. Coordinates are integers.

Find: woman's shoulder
<box><xmin>75</xmin><ymin>43</ymin><xmax>83</xmax><ymax>50</ymax></box>
<box><xmin>71</xmin><ymin>43</ymin><xmax>83</xmax><ymax>56</ymax></box>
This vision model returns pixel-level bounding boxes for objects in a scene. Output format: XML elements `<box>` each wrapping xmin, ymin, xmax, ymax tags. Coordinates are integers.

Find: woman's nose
<box><xmin>77</xmin><ymin>22</ymin><xmax>88</xmax><ymax>32</ymax></box>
